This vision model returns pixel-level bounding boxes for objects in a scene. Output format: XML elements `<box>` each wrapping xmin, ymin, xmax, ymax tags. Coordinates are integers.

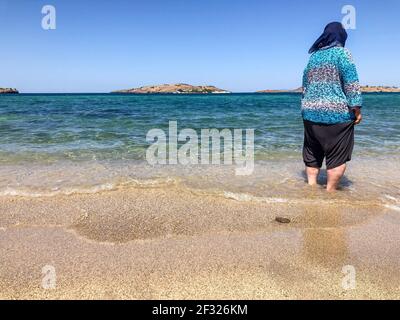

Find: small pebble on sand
<box><xmin>275</xmin><ymin>217</ymin><xmax>291</xmax><ymax>224</ymax></box>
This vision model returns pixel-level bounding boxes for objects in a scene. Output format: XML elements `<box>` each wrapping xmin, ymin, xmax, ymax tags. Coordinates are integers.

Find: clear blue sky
<box><xmin>0</xmin><ymin>0</ymin><xmax>399</xmax><ymax>92</ymax></box>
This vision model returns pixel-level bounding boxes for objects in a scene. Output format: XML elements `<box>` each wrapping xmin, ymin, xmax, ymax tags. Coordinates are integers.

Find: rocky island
<box><xmin>256</xmin><ymin>87</ymin><xmax>302</xmax><ymax>93</ymax></box>
<box><xmin>112</xmin><ymin>83</ymin><xmax>230</xmax><ymax>94</ymax></box>
<box><xmin>0</xmin><ymin>88</ymin><xmax>19</xmax><ymax>94</ymax></box>
<box><xmin>360</xmin><ymin>86</ymin><xmax>400</xmax><ymax>93</ymax></box>
<box><xmin>256</xmin><ymin>86</ymin><xmax>400</xmax><ymax>93</ymax></box>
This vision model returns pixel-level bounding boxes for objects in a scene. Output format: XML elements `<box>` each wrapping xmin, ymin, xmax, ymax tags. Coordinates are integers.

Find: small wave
<box><xmin>384</xmin><ymin>204</ymin><xmax>400</xmax><ymax>212</ymax></box>
<box><xmin>123</xmin><ymin>177</ymin><xmax>180</xmax><ymax>188</ymax></box>
<box><xmin>384</xmin><ymin>194</ymin><xmax>399</xmax><ymax>202</ymax></box>
<box><xmin>0</xmin><ymin>183</ymin><xmax>117</xmax><ymax>197</ymax></box>
<box><xmin>221</xmin><ymin>190</ymin><xmax>387</xmax><ymax>207</ymax></box>
<box><xmin>223</xmin><ymin>191</ymin><xmax>288</xmax><ymax>203</ymax></box>
<box><xmin>382</xmin><ymin>194</ymin><xmax>400</xmax><ymax>212</ymax></box>
<box><xmin>0</xmin><ymin>177</ymin><xmax>180</xmax><ymax>197</ymax></box>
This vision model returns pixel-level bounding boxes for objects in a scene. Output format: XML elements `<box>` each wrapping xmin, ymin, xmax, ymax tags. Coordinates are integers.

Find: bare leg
<box><xmin>306</xmin><ymin>166</ymin><xmax>320</xmax><ymax>186</ymax></box>
<box><xmin>326</xmin><ymin>163</ymin><xmax>346</xmax><ymax>192</ymax></box>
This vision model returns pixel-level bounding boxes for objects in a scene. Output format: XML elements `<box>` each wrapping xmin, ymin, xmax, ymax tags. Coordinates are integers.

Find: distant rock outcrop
<box><xmin>360</xmin><ymin>86</ymin><xmax>400</xmax><ymax>93</ymax></box>
<box><xmin>256</xmin><ymin>86</ymin><xmax>400</xmax><ymax>93</ymax></box>
<box><xmin>256</xmin><ymin>87</ymin><xmax>302</xmax><ymax>93</ymax></box>
<box><xmin>112</xmin><ymin>83</ymin><xmax>230</xmax><ymax>94</ymax></box>
<box><xmin>0</xmin><ymin>88</ymin><xmax>19</xmax><ymax>94</ymax></box>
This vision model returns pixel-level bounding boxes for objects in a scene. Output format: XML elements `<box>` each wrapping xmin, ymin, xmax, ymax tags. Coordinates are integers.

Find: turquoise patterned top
<box><xmin>301</xmin><ymin>46</ymin><xmax>362</xmax><ymax>124</ymax></box>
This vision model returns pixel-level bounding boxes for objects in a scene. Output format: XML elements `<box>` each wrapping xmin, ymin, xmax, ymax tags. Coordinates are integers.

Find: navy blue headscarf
<box><xmin>309</xmin><ymin>22</ymin><xmax>348</xmax><ymax>54</ymax></box>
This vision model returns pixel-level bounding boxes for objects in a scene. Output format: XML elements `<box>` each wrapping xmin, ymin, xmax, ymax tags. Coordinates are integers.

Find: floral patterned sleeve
<box><xmin>339</xmin><ymin>49</ymin><xmax>362</xmax><ymax>108</ymax></box>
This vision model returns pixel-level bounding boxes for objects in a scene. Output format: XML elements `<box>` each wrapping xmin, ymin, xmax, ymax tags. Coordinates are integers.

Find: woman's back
<box><xmin>301</xmin><ymin>46</ymin><xmax>362</xmax><ymax>124</ymax></box>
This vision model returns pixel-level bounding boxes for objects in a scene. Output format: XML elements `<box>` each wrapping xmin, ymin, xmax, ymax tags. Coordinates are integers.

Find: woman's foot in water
<box><xmin>306</xmin><ymin>166</ymin><xmax>320</xmax><ymax>186</ymax></box>
<box><xmin>326</xmin><ymin>163</ymin><xmax>347</xmax><ymax>192</ymax></box>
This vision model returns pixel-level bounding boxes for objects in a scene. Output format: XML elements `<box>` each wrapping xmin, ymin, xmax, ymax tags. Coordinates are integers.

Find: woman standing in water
<box><xmin>301</xmin><ymin>22</ymin><xmax>362</xmax><ymax>192</ymax></box>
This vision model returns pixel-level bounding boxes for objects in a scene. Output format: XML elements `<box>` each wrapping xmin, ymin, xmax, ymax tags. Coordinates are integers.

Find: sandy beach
<box><xmin>1</xmin><ymin>185</ymin><xmax>399</xmax><ymax>300</ymax></box>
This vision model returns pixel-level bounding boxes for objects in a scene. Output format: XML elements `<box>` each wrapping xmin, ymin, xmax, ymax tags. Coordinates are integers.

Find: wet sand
<box><xmin>1</xmin><ymin>186</ymin><xmax>400</xmax><ymax>299</ymax></box>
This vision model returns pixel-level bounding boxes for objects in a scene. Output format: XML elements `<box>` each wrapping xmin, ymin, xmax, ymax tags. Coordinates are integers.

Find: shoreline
<box><xmin>1</xmin><ymin>186</ymin><xmax>399</xmax><ymax>299</ymax></box>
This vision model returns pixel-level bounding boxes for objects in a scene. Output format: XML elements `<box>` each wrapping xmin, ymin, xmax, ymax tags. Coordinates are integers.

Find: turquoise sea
<box><xmin>0</xmin><ymin>93</ymin><xmax>399</xmax><ymax>207</ymax></box>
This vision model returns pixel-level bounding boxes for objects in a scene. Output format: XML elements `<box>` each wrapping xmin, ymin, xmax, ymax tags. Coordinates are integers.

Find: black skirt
<box><xmin>303</xmin><ymin>120</ymin><xmax>354</xmax><ymax>169</ymax></box>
